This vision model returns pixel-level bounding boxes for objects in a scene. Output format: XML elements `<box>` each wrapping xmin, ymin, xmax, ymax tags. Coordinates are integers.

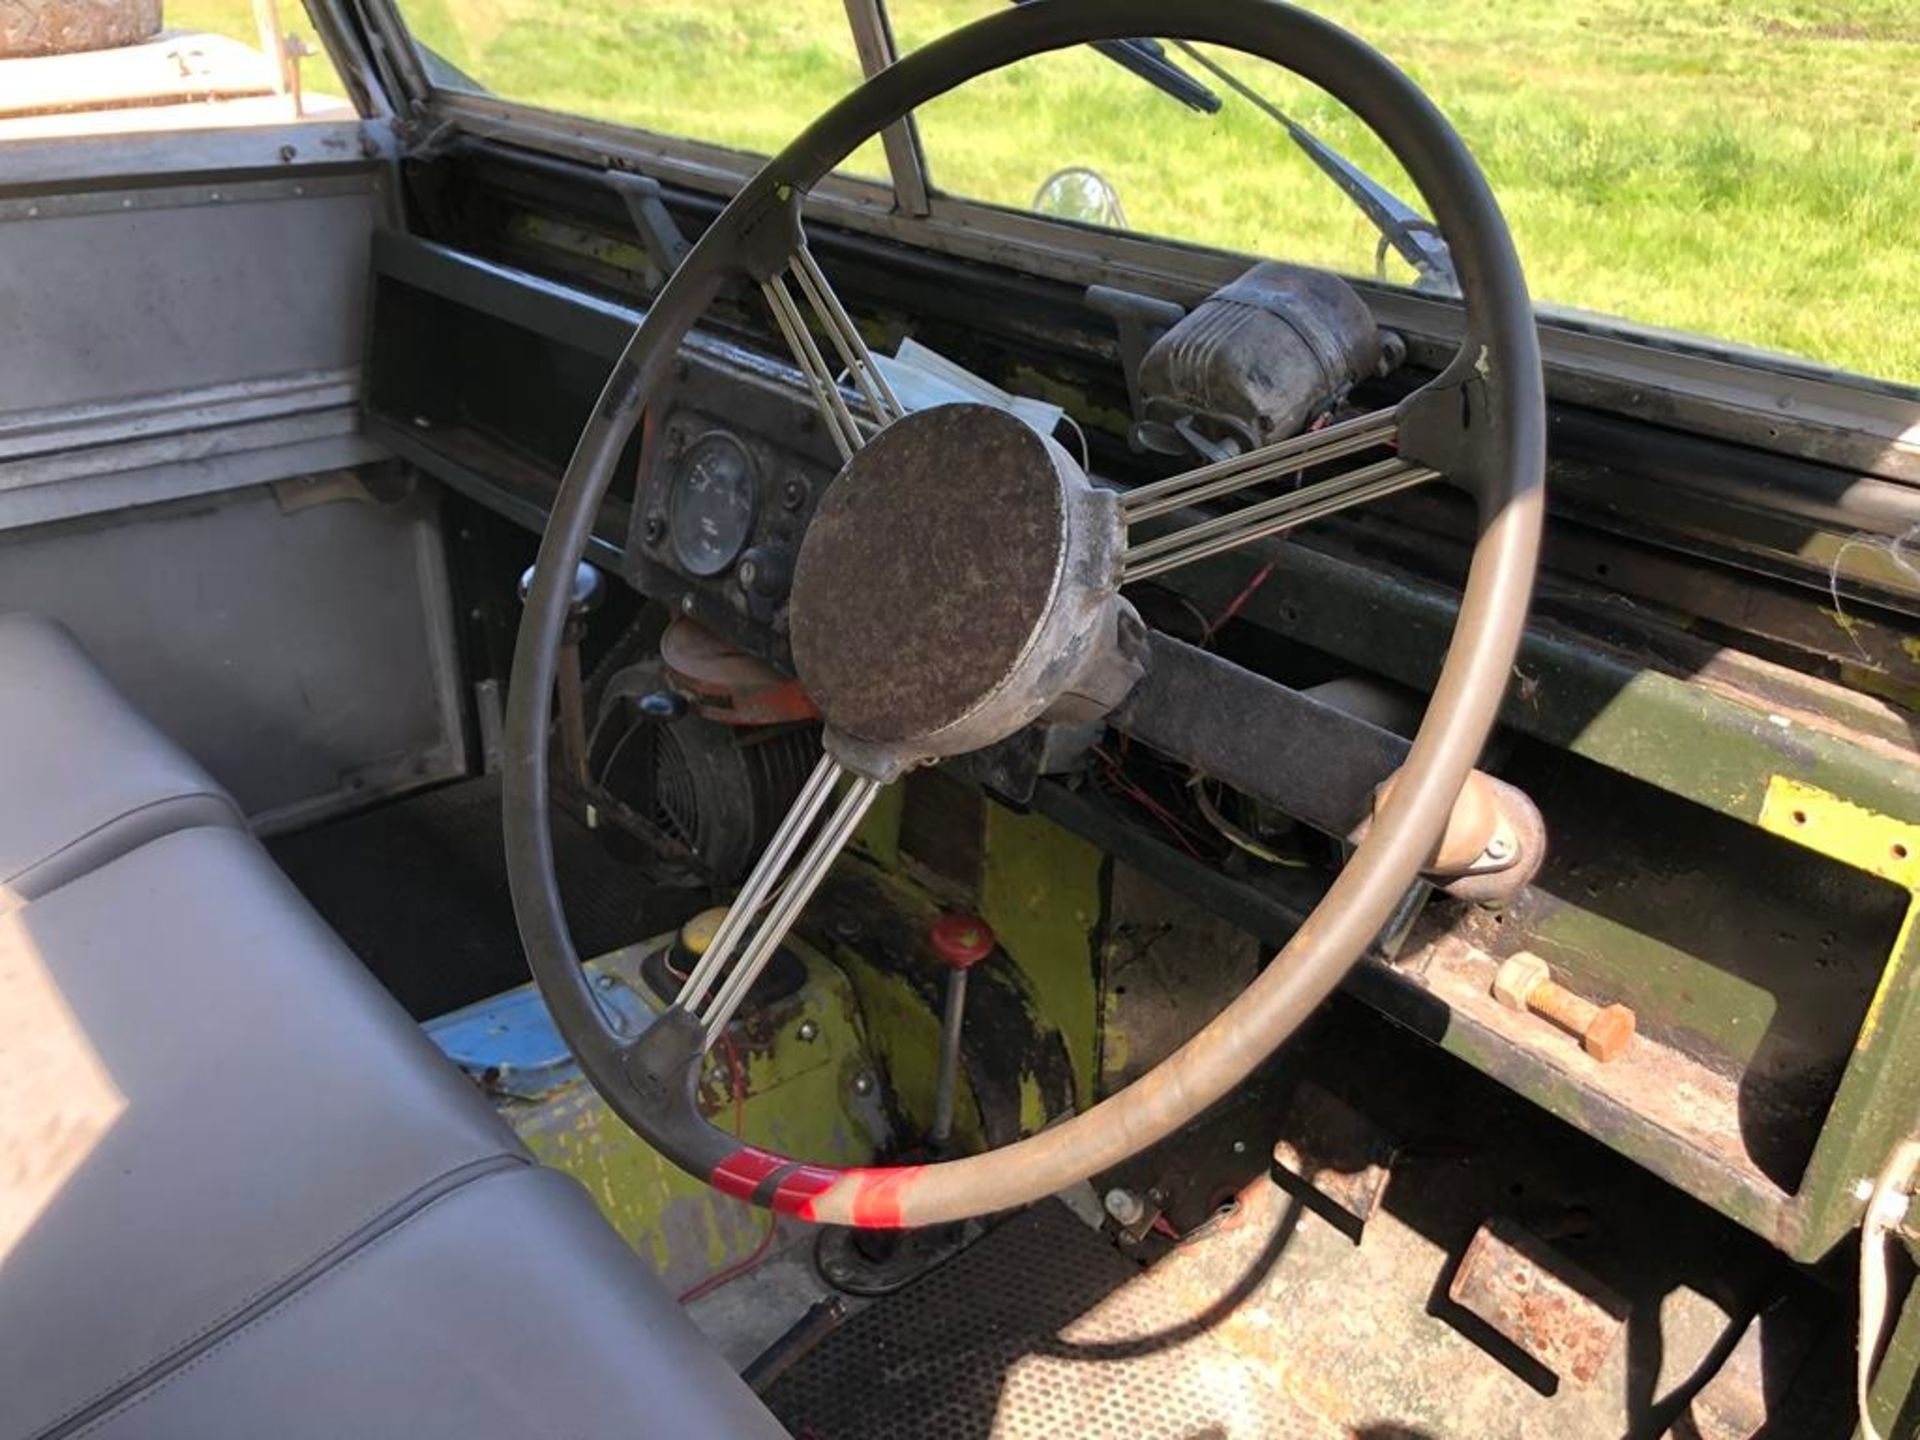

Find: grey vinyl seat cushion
<box><xmin>0</xmin><ymin>620</ymin><xmax>786</xmax><ymax>1440</ymax></box>
<box><xmin>0</xmin><ymin>614</ymin><xmax>242</xmax><ymax>911</ymax></box>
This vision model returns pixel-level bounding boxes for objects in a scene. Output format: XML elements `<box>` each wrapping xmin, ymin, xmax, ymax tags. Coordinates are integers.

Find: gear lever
<box><xmin>928</xmin><ymin>914</ymin><xmax>996</xmax><ymax>1150</ymax></box>
<box><xmin>518</xmin><ymin>562</ymin><xmax>604</xmax><ymax>794</ymax></box>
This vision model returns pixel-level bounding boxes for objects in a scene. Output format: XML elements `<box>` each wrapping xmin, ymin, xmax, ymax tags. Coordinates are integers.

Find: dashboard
<box><xmin>361</xmin><ymin>194</ymin><xmax>1920</xmax><ymax>1281</ymax></box>
<box><xmin>623</xmin><ymin>361</ymin><xmax>843</xmax><ymax>664</ymax></box>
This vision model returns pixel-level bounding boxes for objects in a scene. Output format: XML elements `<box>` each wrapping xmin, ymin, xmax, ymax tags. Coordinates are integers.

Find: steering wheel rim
<box><xmin>507</xmin><ymin>0</ymin><xmax>1545</xmax><ymax>1228</ymax></box>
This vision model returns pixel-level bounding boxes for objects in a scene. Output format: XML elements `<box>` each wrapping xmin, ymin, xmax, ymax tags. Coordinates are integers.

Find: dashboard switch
<box><xmin>737</xmin><ymin>545</ymin><xmax>793</xmax><ymax>600</ymax></box>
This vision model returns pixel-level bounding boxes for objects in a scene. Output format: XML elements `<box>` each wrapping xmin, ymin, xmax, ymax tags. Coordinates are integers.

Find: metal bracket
<box><xmin>841</xmin><ymin>0</ymin><xmax>931</xmax><ymax>217</ymax></box>
<box><xmin>1085</xmin><ymin>284</ymin><xmax>1186</xmax><ymax>437</ymax></box>
<box><xmin>605</xmin><ymin>171</ymin><xmax>691</xmax><ymax>278</ymax></box>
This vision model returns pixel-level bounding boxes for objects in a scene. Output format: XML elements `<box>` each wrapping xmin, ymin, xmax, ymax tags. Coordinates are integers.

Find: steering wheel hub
<box><xmin>789</xmin><ymin>403</ymin><xmax>1135</xmax><ymax>772</ymax></box>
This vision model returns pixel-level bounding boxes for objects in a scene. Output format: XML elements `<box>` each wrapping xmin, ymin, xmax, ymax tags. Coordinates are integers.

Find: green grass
<box><xmin>171</xmin><ymin>0</ymin><xmax>1920</xmax><ymax>383</ymax></box>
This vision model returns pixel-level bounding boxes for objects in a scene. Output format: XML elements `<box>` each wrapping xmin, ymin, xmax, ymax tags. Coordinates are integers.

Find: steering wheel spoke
<box><xmin>1119</xmin><ymin>406</ymin><xmax>1438</xmax><ymax>582</ymax></box>
<box><xmin>673</xmin><ymin>753</ymin><xmax>884</xmax><ymax>1046</ymax></box>
<box><xmin>763</xmin><ymin>239</ymin><xmax>904</xmax><ymax>462</ymax></box>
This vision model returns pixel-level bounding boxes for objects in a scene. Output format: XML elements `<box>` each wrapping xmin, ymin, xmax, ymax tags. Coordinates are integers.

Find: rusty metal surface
<box><xmin>1269</xmin><ymin>1079</ymin><xmax>1399</xmax><ymax>1236</ymax></box>
<box><xmin>1447</xmin><ymin>1219</ymin><xmax>1630</xmax><ymax>1387</ymax></box>
<box><xmin>1414</xmin><ymin>934</ymin><xmax>1796</xmax><ymax>1234</ymax></box>
<box><xmin>1100</xmin><ymin>860</ymin><xmax>1261</xmax><ymax>1096</ymax></box>
<box><xmin>1078</xmin><ymin>995</ymin><xmax>1834</xmax><ymax>1439</ymax></box>
<box><xmin>789</xmin><ymin>404</ymin><xmax>1067</xmax><ymax>745</ymax></box>
<box><xmin>659</xmin><ymin>613</ymin><xmax>819</xmax><ymax>724</ymax></box>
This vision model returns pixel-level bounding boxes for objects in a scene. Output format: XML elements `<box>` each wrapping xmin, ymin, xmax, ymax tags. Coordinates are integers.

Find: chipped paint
<box><xmin>834</xmin><ymin>945</ymin><xmax>986</xmax><ymax>1148</ymax></box>
<box><xmin>501</xmin><ymin>936</ymin><xmax>888</xmax><ymax>1292</ymax></box>
<box><xmin>978</xmin><ymin>800</ymin><xmax>1103</xmax><ymax>1108</ymax></box>
<box><xmin>1819</xmin><ymin>604</ymin><xmax>1867</xmax><ymax>642</ymax></box>
<box><xmin>1757</xmin><ymin>775</ymin><xmax>1919</xmax><ymax>1053</ymax></box>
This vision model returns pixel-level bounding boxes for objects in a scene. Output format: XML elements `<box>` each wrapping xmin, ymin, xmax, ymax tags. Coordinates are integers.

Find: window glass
<box><xmin>892</xmin><ymin>0</ymin><xmax>1920</xmax><ymax>384</ymax></box>
<box><xmin>0</xmin><ymin>0</ymin><xmax>351</xmax><ymax>138</ymax></box>
<box><xmin>404</xmin><ymin>0</ymin><xmax>889</xmax><ymax>178</ymax></box>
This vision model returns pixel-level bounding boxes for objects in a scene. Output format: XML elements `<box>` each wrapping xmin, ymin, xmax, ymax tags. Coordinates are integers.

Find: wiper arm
<box><xmin>1007</xmin><ymin>1</ymin><xmax>1220</xmax><ymax>114</ymax></box>
<box><xmin>1169</xmin><ymin>40</ymin><xmax>1457</xmax><ymax>290</ymax></box>
<box><xmin>997</xmin><ymin>7</ymin><xmax>1454</xmax><ymax>290</ymax></box>
<box><xmin>1090</xmin><ymin>36</ymin><xmax>1221</xmax><ymax>115</ymax></box>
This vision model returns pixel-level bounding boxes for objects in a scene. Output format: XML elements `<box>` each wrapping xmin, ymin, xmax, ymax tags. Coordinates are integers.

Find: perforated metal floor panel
<box><xmin>764</xmin><ymin>1200</ymin><xmax>1338</xmax><ymax>1440</ymax></box>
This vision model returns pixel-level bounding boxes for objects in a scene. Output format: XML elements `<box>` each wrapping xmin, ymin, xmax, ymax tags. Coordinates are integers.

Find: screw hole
<box><xmin>1894</xmin><ymin>843</ymin><xmax>1910</xmax><ymax>862</ymax></box>
<box><xmin>1790</xmin><ymin>809</ymin><xmax>1808</xmax><ymax>826</ymax></box>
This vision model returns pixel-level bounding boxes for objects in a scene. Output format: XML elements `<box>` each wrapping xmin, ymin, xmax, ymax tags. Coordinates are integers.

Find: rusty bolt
<box><xmin>1492</xmin><ymin>951</ymin><xmax>1636</xmax><ymax>1062</ymax></box>
<box><xmin>1491</xmin><ymin>951</ymin><xmax>1549</xmax><ymax>1010</ymax></box>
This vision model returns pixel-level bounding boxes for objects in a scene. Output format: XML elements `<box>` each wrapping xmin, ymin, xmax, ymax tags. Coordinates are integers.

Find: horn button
<box><xmin>789</xmin><ymin>404</ymin><xmax>1141</xmax><ymax>778</ymax></box>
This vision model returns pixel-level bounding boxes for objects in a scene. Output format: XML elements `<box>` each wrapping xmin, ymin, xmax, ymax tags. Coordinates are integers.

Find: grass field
<box><xmin>174</xmin><ymin>0</ymin><xmax>1920</xmax><ymax>383</ymax></box>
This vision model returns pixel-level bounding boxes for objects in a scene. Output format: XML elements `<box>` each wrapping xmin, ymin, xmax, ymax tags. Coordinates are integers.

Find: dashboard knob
<box><xmin>637</xmin><ymin>690</ymin><xmax>689</xmax><ymax>720</ymax></box>
<box><xmin>519</xmin><ymin>561</ymin><xmax>605</xmax><ymax>616</ymax></box>
<box><xmin>737</xmin><ymin>546</ymin><xmax>793</xmax><ymax>600</ymax></box>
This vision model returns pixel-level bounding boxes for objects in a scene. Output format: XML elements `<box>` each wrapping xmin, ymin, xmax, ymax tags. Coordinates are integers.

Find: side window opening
<box><xmin>885</xmin><ymin>0</ymin><xmax>1918</xmax><ymax>385</ymax></box>
<box><xmin>404</xmin><ymin>0</ymin><xmax>891</xmax><ymax>180</ymax></box>
<box><xmin>380</xmin><ymin>0</ymin><xmax>1916</xmax><ymax>388</ymax></box>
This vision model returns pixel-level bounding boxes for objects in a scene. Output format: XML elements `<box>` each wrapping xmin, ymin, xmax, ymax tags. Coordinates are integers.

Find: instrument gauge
<box><xmin>667</xmin><ymin>432</ymin><xmax>757</xmax><ymax>578</ymax></box>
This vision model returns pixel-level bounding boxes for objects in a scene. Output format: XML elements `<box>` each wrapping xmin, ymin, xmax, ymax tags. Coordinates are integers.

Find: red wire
<box><xmin>1201</xmin><ymin>559</ymin><xmax>1276</xmax><ymax>645</ymax></box>
<box><xmin>678</xmin><ymin>1207</ymin><xmax>777</xmax><ymax>1306</ymax></box>
<box><xmin>677</xmin><ymin>1032</ymin><xmax>779</xmax><ymax>1305</ymax></box>
<box><xmin>1194</xmin><ymin>410</ymin><xmax>1333</xmax><ymax>646</ymax></box>
<box><xmin>1092</xmin><ymin>745</ymin><xmax>1208</xmax><ymax>860</ymax></box>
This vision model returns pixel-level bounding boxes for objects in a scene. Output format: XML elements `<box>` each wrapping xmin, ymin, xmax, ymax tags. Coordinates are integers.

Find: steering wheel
<box><xmin>507</xmin><ymin>0</ymin><xmax>1544</xmax><ymax>1229</ymax></box>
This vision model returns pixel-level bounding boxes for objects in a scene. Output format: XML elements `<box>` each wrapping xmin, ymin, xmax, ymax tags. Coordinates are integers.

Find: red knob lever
<box><xmin>930</xmin><ymin>914</ymin><xmax>995</xmax><ymax>971</ymax></box>
<box><xmin>927</xmin><ymin>914</ymin><xmax>994</xmax><ymax>1151</ymax></box>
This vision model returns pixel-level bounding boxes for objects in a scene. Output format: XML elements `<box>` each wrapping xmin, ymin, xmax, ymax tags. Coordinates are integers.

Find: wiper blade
<box><xmin>1091</xmin><ymin>36</ymin><xmax>1221</xmax><ymax>115</ymax></box>
<box><xmin>1169</xmin><ymin>40</ymin><xmax>1457</xmax><ymax>290</ymax></box>
<box><xmin>1008</xmin><ymin>1</ymin><xmax>1220</xmax><ymax>114</ymax></box>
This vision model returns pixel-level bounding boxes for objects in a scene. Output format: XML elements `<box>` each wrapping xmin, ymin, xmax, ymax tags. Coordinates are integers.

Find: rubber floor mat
<box><xmin>268</xmin><ymin>776</ymin><xmax>697</xmax><ymax>1019</ymax></box>
<box><xmin>765</xmin><ymin>1200</ymin><xmax>1337</xmax><ymax>1440</ymax></box>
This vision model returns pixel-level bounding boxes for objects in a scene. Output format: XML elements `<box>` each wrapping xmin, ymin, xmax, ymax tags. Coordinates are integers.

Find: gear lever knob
<box><xmin>519</xmin><ymin>561</ymin><xmax>605</xmax><ymax>617</ymax></box>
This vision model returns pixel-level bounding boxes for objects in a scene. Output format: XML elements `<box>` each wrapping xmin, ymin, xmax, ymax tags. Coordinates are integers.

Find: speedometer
<box><xmin>667</xmin><ymin>432</ymin><xmax>757</xmax><ymax>578</ymax></box>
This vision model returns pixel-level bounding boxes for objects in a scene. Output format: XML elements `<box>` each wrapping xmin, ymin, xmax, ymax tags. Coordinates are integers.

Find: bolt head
<box><xmin>1492</xmin><ymin>951</ymin><xmax>1550</xmax><ymax>1011</ymax></box>
<box><xmin>1583</xmin><ymin>1004</ymin><xmax>1637</xmax><ymax>1063</ymax></box>
<box><xmin>797</xmin><ymin>1019</ymin><xmax>820</xmax><ymax>1043</ymax></box>
<box><xmin>851</xmin><ymin>1071</ymin><xmax>875</xmax><ymax>1097</ymax></box>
